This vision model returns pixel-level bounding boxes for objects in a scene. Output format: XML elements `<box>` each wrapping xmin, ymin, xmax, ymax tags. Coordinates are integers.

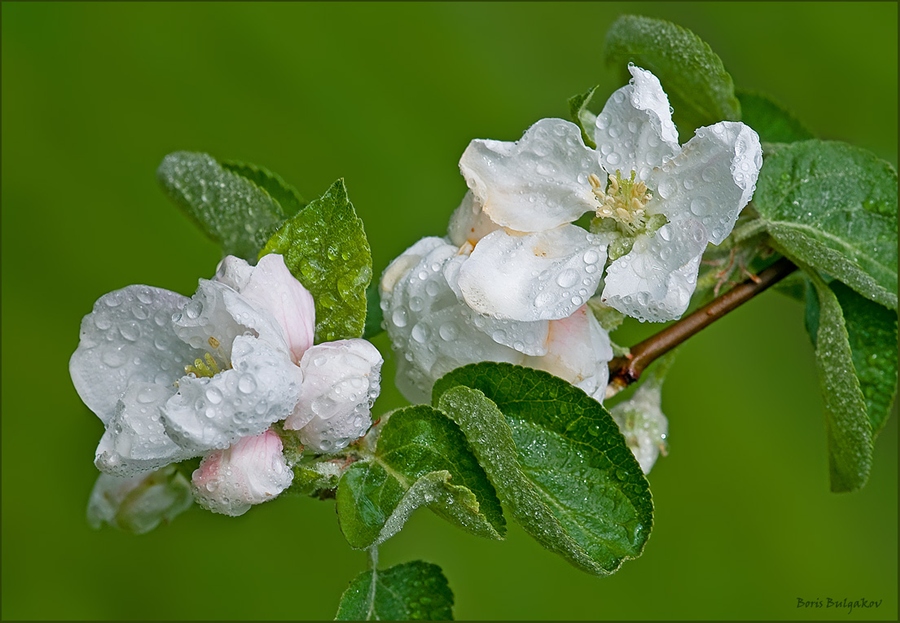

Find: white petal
<box><xmin>284</xmin><ymin>339</ymin><xmax>383</xmax><ymax>453</ymax></box>
<box><xmin>524</xmin><ymin>305</ymin><xmax>613</xmax><ymax>402</ymax></box>
<box><xmin>457</xmin><ymin>227</ymin><xmax>607</xmax><ymax>322</ymax></box>
<box><xmin>610</xmin><ymin>383</ymin><xmax>668</xmax><ymax>474</ymax></box>
<box><xmin>380</xmin><ymin>236</ymin><xmax>447</xmax><ymax>296</ymax></box>
<box><xmin>70</xmin><ymin>286</ymin><xmax>197</xmax><ymax>424</ymax></box>
<box><xmin>447</xmin><ymin>191</ymin><xmax>501</xmax><ymax>247</ymax></box>
<box><xmin>162</xmin><ymin>334</ymin><xmax>303</xmax><ymax>450</ymax></box>
<box><xmin>601</xmin><ymin>219</ymin><xmax>707</xmax><ymax>322</ymax></box>
<box><xmin>214</xmin><ymin>255</ymin><xmax>254</xmax><ymax>291</ymax></box>
<box><xmin>594</xmin><ymin>65</ymin><xmax>680</xmax><ymax>178</ymax></box>
<box><xmin>172</xmin><ymin>279</ymin><xmax>289</xmax><ymax>361</ymax></box>
<box><xmin>381</xmin><ymin>240</ymin><xmax>525</xmax><ymax>402</ymax></box>
<box><xmin>95</xmin><ymin>382</ymin><xmax>196</xmax><ymax>477</ymax></box>
<box><xmin>87</xmin><ymin>465</ymin><xmax>194</xmax><ymax>534</ymax></box>
<box><xmin>650</xmin><ymin>121</ymin><xmax>762</xmax><ymax>244</ymax></box>
<box><xmin>239</xmin><ymin>254</ymin><xmax>316</xmax><ymax>364</ymax></box>
<box><xmin>192</xmin><ymin>430</ymin><xmax>293</xmax><ymax>517</ymax></box>
<box><xmin>459</xmin><ymin>118</ymin><xmax>599</xmax><ymax>232</ymax></box>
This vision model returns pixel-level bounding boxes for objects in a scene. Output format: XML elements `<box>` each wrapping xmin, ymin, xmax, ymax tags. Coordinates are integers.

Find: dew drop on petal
<box><xmin>555</xmin><ymin>269</ymin><xmax>579</xmax><ymax>288</ymax></box>
<box><xmin>583</xmin><ymin>249</ymin><xmax>601</xmax><ymax>265</ymax></box>
<box><xmin>607</xmin><ymin>152</ymin><xmax>621</xmax><ymax>166</ymax></box>
<box><xmin>206</xmin><ymin>387</ymin><xmax>223</xmax><ymax>404</ymax></box>
<box><xmin>690</xmin><ymin>196</ymin><xmax>713</xmax><ymax>216</ymax></box>
<box><xmin>391</xmin><ymin>308</ymin><xmax>408</xmax><ymax>328</ymax></box>
<box><xmin>238</xmin><ymin>374</ymin><xmax>257</xmax><ymax>394</ymax></box>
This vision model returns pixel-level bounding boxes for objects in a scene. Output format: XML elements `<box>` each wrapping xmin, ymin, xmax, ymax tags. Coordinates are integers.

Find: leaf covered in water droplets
<box><xmin>335</xmin><ymin>560</ymin><xmax>454</xmax><ymax>621</ymax></box>
<box><xmin>433</xmin><ymin>363</ymin><xmax>653</xmax><ymax>576</ymax></box>
<box><xmin>157</xmin><ymin>152</ymin><xmax>288</xmax><ymax>261</ymax></box>
<box><xmin>336</xmin><ymin>405</ymin><xmax>505</xmax><ymax>550</ymax></box>
<box><xmin>260</xmin><ymin>179</ymin><xmax>372</xmax><ymax>343</ymax></box>
<box><xmin>221</xmin><ymin>159</ymin><xmax>307</xmax><ymax>218</ymax></box>
<box><xmin>603</xmin><ymin>15</ymin><xmax>741</xmax><ymax>139</ymax></box>
<box><xmin>755</xmin><ymin>140</ymin><xmax>898</xmax><ymax>310</ymax></box>
<box><xmin>805</xmin><ymin>270</ymin><xmax>874</xmax><ymax>492</ymax></box>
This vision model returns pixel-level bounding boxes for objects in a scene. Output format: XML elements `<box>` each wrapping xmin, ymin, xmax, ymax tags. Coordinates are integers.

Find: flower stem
<box><xmin>606</xmin><ymin>256</ymin><xmax>798</xmax><ymax>397</ymax></box>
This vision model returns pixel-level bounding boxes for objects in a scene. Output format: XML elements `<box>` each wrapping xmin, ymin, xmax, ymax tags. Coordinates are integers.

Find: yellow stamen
<box><xmin>185</xmin><ymin>352</ymin><xmax>222</xmax><ymax>378</ymax></box>
<box><xmin>590</xmin><ymin>170</ymin><xmax>653</xmax><ymax>234</ymax></box>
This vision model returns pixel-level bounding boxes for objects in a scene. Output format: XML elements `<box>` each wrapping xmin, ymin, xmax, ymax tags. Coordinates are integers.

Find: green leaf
<box><xmin>335</xmin><ymin>560</ymin><xmax>454</xmax><ymax>621</ymax></box>
<box><xmin>831</xmin><ymin>281</ymin><xmax>898</xmax><ymax>436</ymax></box>
<box><xmin>806</xmin><ymin>270</ymin><xmax>874</xmax><ymax>492</ymax></box>
<box><xmin>157</xmin><ymin>152</ymin><xmax>287</xmax><ymax>261</ymax></box>
<box><xmin>221</xmin><ymin>160</ymin><xmax>307</xmax><ymax>217</ymax></box>
<box><xmin>260</xmin><ymin>179</ymin><xmax>372</xmax><ymax>342</ymax></box>
<box><xmin>336</xmin><ymin>406</ymin><xmax>505</xmax><ymax>550</ymax></box>
<box><xmin>433</xmin><ymin>364</ymin><xmax>653</xmax><ymax>576</ymax></box>
<box><xmin>603</xmin><ymin>15</ymin><xmax>741</xmax><ymax>139</ymax></box>
<box><xmin>755</xmin><ymin>140</ymin><xmax>898</xmax><ymax>310</ymax></box>
<box><xmin>736</xmin><ymin>91</ymin><xmax>814</xmax><ymax>144</ymax></box>
<box><xmin>363</xmin><ymin>280</ymin><xmax>384</xmax><ymax>339</ymax></box>
<box><xmin>568</xmin><ymin>85</ymin><xmax>601</xmax><ymax>149</ymax></box>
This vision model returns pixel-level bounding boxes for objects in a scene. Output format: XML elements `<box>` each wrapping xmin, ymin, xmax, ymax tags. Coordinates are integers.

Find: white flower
<box><xmin>610</xmin><ymin>379</ymin><xmax>669</xmax><ymax>474</ymax></box>
<box><xmin>380</xmin><ymin>237</ymin><xmax>612</xmax><ymax>404</ymax></box>
<box><xmin>87</xmin><ymin>465</ymin><xmax>193</xmax><ymax>534</ymax></box>
<box><xmin>71</xmin><ymin>253</ymin><xmax>383</xmax><ymax>515</ymax></box>
<box><xmin>453</xmin><ymin>65</ymin><xmax>762</xmax><ymax>323</ymax></box>
<box><xmin>191</xmin><ymin>430</ymin><xmax>293</xmax><ymax>517</ymax></box>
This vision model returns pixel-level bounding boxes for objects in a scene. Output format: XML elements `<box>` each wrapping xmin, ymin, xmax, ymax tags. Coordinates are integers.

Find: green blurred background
<box><xmin>2</xmin><ymin>2</ymin><xmax>897</xmax><ymax>620</ymax></box>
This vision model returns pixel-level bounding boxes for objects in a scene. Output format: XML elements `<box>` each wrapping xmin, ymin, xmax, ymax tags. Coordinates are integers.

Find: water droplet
<box><xmin>238</xmin><ymin>375</ymin><xmax>257</xmax><ymax>394</ymax></box>
<box><xmin>690</xmin><ymin>196</ymin><xmax>713</xmax><ymax>216</ymax></box>
<box><xmin>119</xmin><ymin>321</ymin><xmax>140</xmax><ymax>342</ymax></box>
<box><xmin>701</xmin><ymin>166</ymin><xmax>717</xmax><ymax>183</ymax></box>
<box><xmin>101</xmin><ymin>348</ymin><xmax>126</xmax><ymax>368</ymax></box>
<box><xmin>439</xmin><ymin>322</ymin><xmax>458</xmax><ymax>341</ymax></box>
<box><xmin>94</xmin><ymin>316</ymin><xmax>112</xmax><ymax>331</ymax></box>
<box><xmin>682</xmin><ymin>178</ymin><xmax>695</xmax><ymax>191</ymax></box>
<box><xmin>657</xmin><ymin>177</ymin><xmax>676</xmax><ymax>199</ymax></box>
<box><xmin>131</xmin><ymin>306</ymin><xmax>150</xmax><ymax>320</ymax></box>
<box><xmin>391</xmin><ymin>308</ymin><xmax>408</xmax><ymax>328</ymax></box>
<box><xmin>607</xmin><ymin>152</ymin><xmax>621</xmax><ymax>166</ymax></box>
<box><xmin>137</xmin><ymin>387</ymin><xmax>157</xmax><ymax>404</ymax></box>
<box><xmin>206</xmin><ymin>387</ymin><xmax>223</xmax><ymax>404</ymax></box>
<box><xmin>556</xmin><ymin>269</ymin><xmax>579</xmax><ymax>288</ymax></box>
<box><xmin>411</xmin><ymin>324</ymin><xmax>429</xmax><ymax>343</ymax></box>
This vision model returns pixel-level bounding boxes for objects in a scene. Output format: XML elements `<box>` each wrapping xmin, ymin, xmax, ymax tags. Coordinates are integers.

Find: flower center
<box><xmin>589</xmin><ymin>170</ymin><xmax>668</xmax><ymax>260</ymax></box>
<box><xmin>184</xmin><ymin>336</ymin><xmax>230</xmax><ymax>379</ymax></box>
<box><xmin>589</xmin><ymin>171</ymin><xmax>653</xmax><ymax>233</ymax></box>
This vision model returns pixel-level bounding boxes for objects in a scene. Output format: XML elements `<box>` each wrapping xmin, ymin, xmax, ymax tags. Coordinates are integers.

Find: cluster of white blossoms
<box><xmin>382</xmin><ymin>65</ymin><xmax>761</xmax><ymax>470</ymax></box>
<box><xmin>72</xmin><ymin>253</ymin><xmax>382</xmax><ymax>523</ymax></box>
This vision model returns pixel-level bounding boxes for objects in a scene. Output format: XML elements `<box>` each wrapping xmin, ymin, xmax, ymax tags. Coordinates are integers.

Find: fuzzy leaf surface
<box><xmin>755</xmin><ymin>141</ymin><xmax>898</xmax><ymax>310</ymax></box>
<box><xmin>433</xmin><ymin>363</ymin><xmax>652</xmax><ymax>576</ymax></box>
<box><xmin>221</xmin><ymin>160</ymin><xmax>306</xmax><ymax>217</ymax></box>
<box><xmin>603</xmin><ymin>14</ymin><xmax>740</xmax><ymax>138</ymax></box>
<box><xmin>737</xmin><ymin>91</ymin><xmax>814</xmax><ymax>144</ymax></box>
<box><xmin>806</xmin><ymin>270</ymin><xmax>874</xmax><ymax>492</ymax></box>
<box><xmin>335</xmin><ymin>560</ymin><xmax>454</xmax><ymax>621</ymax></box>
<box><xmin>336</xmin><ymin>406</ymin><xmax>505</xmax><ymax>550</ymax></box>
<box><xmin>157</xmin><ymin>152</ymin><xmax>286</xmax><ymax>260</ymax></box>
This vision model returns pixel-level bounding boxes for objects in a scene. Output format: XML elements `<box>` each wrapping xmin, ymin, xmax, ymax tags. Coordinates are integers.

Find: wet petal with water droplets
<box><xmin>457</xmin><ymin>226</ymin><xmax>607</xmax><ymax>322</ymax></box>
<box><xmin>70</xmin><ymin>285</ymin><xmax>197</xmax><ymax>425</ymax></box>
<box><xmin>162</xmin><ymin>335</ymin><xmax>302</xmax><ymax>451</ymax></box>
<box><xmin>191</xmin><ymin>430</ymin><xmax>293</xmax><ymax>517</ymax></box>
<box><xmin>601</xmin><ymin>219</ymin><xmax>707</xmax><ymax>322</ymax></box>
<box><xmin>610</xmin><ymin>383</ymin><xmax>668</xmax><ymax>474</ymax></box>
<box><xmin>284</xmin><ymin>339</ymin><xmax>383</xmax><ymax>453</ymax></box>
<box><xmin>649</xmin><ymin>121</ymin><xmax>762</xmax><ymax>244</ymax></box>
<box><xmin>237</xmin><ymin>253</ymin><xmax>316</xmax><ymax>364</ymax></box>
<box><xmin>460</xmin><ymin>118</ymin><xmax>599</xmax><ymax>232</ymax></box>
<box><xmin>95</xmin><ymin>382</ymin><xmax>197</xmax><ymax>477</ymax></box>
<box><xmin>594</xmin><ymin>65</ymin><xmax>680</xmax><ymax>177</ymax></box>
<box><xmin>524</xmin><ymin>305</ymin><xmax>613</xmax><ymax>402</ymax></box>
<box><xmin>447</xmin><ymin>190</ymin><xmax>501</xmax><ymax>247</ymax></box>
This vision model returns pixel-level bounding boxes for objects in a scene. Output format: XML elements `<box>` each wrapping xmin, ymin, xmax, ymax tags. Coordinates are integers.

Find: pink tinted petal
<box><xmin>285</xmin><ymin>339</ymin><xmax>383</xmax><ymax>453</ymax></box>
<box><xmin>214</xmin><ymin>255</ymin><xmax>254</xmax><ymax>291</ymax></box>
<box><xmin>240</xmin><ymin>254</ymin><xmax>316</xmax><ymax>363</ymax></box>
<box><xmin>192</xmin><ymin>430</ymin><xmax>293</xmax><ymax>517</ymax></box>
<box><xmin>525</xmin><ymin>305</ymin><xmax>613</xmax><ymax>402</ymax></box>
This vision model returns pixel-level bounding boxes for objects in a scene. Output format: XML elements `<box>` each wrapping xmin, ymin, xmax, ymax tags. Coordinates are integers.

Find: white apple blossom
<box><xmin>87</xmin><ymin>465</ymin><xmax>193</xmax><ymax>534</ymax></box>
<box><xmin>71</xmin><ymin>253</ymin><xmax>383</xmax><ymax>516</ymax></box>
<box><xmin>610</xmin><ymin>377</ymin><xmax>669</xmax><ymax>474</ymax></box>
<box><xmin>191</xmin><ymin>429</ymin><xmax>293</xmax><ymax>516</ymax></box>
<box><xmin>380</xmin><ymin>237</ymin><xmax>612</xmax><ymax>404</ymax></box>
<box><xmin>452</xmin><ymin>64</ymin><xmax>762</xmax><ymax>323</ymax></box>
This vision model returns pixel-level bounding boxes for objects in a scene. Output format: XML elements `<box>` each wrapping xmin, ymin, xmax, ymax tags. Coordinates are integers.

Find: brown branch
<box><xmin>607</xmin><ymin>256</ymin><xmax>798</xmax><ymax>396</ymax></box>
